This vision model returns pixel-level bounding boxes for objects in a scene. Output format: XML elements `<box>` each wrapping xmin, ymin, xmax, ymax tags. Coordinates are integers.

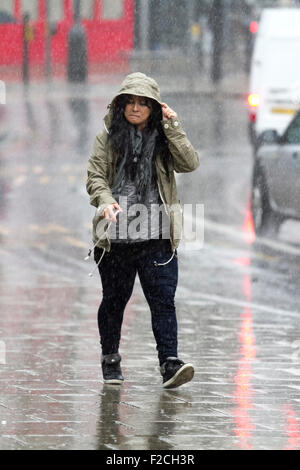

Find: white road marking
<box><xmin>184</xmin><ymin>291</ymin><xmax>300</xmax><ymax>318</ymax></box>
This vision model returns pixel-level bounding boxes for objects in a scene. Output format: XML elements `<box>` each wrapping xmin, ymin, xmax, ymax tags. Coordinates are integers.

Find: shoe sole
<box><xmin>104</xmin><ymin>378</ymin><xmax>124</xmax><ymax>385</ymax></box>
<box><xmin>163</xmin><ymin>364</ymin><xmax>194</xmax><ymax>389</ymax></box>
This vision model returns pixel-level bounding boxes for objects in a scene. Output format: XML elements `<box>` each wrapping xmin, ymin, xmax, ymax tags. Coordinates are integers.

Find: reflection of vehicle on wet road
<box><xmin>248</xmin><ymin>9</ymin><xmax>300</xmax><ymax>148</ymax></box>
<box><xmin>251</xmin><ymin>111</ymin><xmax>300</xmax><ymax>236</ymax></box>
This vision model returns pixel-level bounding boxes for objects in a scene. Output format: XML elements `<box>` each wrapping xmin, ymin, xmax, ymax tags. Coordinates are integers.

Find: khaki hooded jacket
<box><xmin>86</xmin><ymin>72</ymin><xmax>200</xmax><ymax>253</ymax></box>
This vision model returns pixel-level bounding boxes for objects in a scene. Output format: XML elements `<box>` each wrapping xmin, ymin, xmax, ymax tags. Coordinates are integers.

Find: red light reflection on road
<box><xmin>233</xmin><ymin>207</ymin><xmax>257</xmax><ymax>448</ymax></box>
<box><xmin>234</xmin><ymin>257</ymin><xmax>250</xmax><ymax>267</ymax></box>
<box><xmin>233</xmin><ymin>239</ymin><xmax>256</xmax><ymax>449</ymax></box>
<box><xmin>243</xmin><ymin>203</ymin><xmax>256</xmax><ymax>245</ymax></box>
<box><xmin>282</xmin><ymin>404</ymin><xmax>300</xmax><ymax>450</ymax></box>
<box><xmin>233</xmin><ymin>303</ymin><xmax>256</xmax><ymax>449</ymax></box>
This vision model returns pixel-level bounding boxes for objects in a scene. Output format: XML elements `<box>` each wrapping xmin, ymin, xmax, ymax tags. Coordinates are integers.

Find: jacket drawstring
<box><xmin>85</xmin><ymin>209</ymin><xmax>176</xmax><ymax>273</ymax></box>
<box><xmin>88</xmin><ymin>245</ymin><xmax>176</xmax><ymax>274</ymax></box>
<box><xmin>154</xmin><ymin>249</ymin><xmax>176</xmax><ymax>267</ymax></box>
<box><xmin>103</xmin><ymin>120</ymin><xmax>110</xmax><ymax>135</ymax></box>
<box><xmin>88</xmin><ymin>247</ymin><xmax>106</xmax><ymax>277</ymax></box>
<box><xmin>85</xmin><ymin>209</ymin><xmax>121</xmax><ymax>277</ymax></box>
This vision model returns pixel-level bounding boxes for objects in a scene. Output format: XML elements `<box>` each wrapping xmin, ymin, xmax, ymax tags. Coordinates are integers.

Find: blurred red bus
<box><xmin>0</xmin><ymin>0</ymin><xmax>134</xmax><ymax>71</ymax></box>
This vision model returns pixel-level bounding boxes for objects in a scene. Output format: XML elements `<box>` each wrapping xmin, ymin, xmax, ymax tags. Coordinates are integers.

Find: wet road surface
<box><xmin>0</xmin><ymin>80</ymin><xmax>300</xmax><ymax>450</ymax></box>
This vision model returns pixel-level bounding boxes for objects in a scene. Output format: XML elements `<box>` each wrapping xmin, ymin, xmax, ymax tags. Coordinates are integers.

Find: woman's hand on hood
<box><xmin>161</xmin><ymin>103</ymin><xmax>177</xmax><ymax>121</ymax></box>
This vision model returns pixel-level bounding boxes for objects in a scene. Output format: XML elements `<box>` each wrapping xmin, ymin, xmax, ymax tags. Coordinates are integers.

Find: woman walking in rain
<box><xmin>86</xmin><ymin>73</ymin><xmax>199</xmax><ymax>388</ymax></box>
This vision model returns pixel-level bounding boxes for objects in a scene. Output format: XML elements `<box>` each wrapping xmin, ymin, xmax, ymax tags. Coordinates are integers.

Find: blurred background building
<box><xmin>0</xmin><ymin>0</ymin><xmax>300</xmax><ymax>82</ymax></box>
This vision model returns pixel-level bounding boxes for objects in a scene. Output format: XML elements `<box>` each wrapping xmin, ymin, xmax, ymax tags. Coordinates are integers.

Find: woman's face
<box><xmin>124</xmin><ymin>95</ymin><xmax>152</xmax><ymax>130</ymax></box>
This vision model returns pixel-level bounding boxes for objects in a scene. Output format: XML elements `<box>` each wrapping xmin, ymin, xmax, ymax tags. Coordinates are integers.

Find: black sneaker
<box><xmin>160</xmin><ymin>357</ymin><xmax>194</xmax><ymax>389</ymax></box>
<box><xmin>101</xmin><ymin>353</ymin><xmax>124</xmax><ymax>385</ymax></box>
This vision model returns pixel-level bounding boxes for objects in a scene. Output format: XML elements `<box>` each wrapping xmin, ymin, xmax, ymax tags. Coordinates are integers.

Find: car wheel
<box><xmin>251</xmin><ymin>169</ymin><xmax>282</xmax><ymax>237</ymax></box>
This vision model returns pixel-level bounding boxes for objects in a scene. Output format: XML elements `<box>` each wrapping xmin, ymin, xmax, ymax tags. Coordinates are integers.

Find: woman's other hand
<box><xmin>103</xmin><ymin>203</ymin><xmax>122</xmax><ymax>223</ymax></box>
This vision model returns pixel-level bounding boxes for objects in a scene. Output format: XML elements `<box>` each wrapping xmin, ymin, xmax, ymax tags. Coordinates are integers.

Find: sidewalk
<box><xmin>151</xmin><ymin>71</ymin><xmax>248</xmax><ymax>98</ymax></box>
<box><xmin>1</xmin><ymin>59</ymin><xmax>300</xmax><ymax>452</ymax></box>
<box><xmin>3</xmin><ymin>71</ymin><xmax>248</xmax><ymax>108</ymax></box>
<box><xmin>1</xmin><ymin>60</ymin><xmax>248</xmax><ymax>102</ymax></box>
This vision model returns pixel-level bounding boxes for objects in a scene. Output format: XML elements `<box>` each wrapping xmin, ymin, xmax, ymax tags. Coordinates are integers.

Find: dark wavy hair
<box><xmin>108</xmin><ymin>94</ymin><xmax>171</xmax><ymax>177</ymax></box>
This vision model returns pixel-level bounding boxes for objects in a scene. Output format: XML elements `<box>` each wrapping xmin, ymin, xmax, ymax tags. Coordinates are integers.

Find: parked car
<box><xmin>251</xmin><ymin>110</ymin><xmax>300</xmax><ymax>236</ymax></box>
<box><xmin>248</xmin><ymin>8</ymin><xmax>300</xmax><ymax>147</ymax></box>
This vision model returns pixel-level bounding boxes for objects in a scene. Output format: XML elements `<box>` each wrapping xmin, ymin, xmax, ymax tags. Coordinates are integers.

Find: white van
<box><xmin>248</xmin><ymin>8</ymin><xmax>300</xmax><ymax>146</ymax></box>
